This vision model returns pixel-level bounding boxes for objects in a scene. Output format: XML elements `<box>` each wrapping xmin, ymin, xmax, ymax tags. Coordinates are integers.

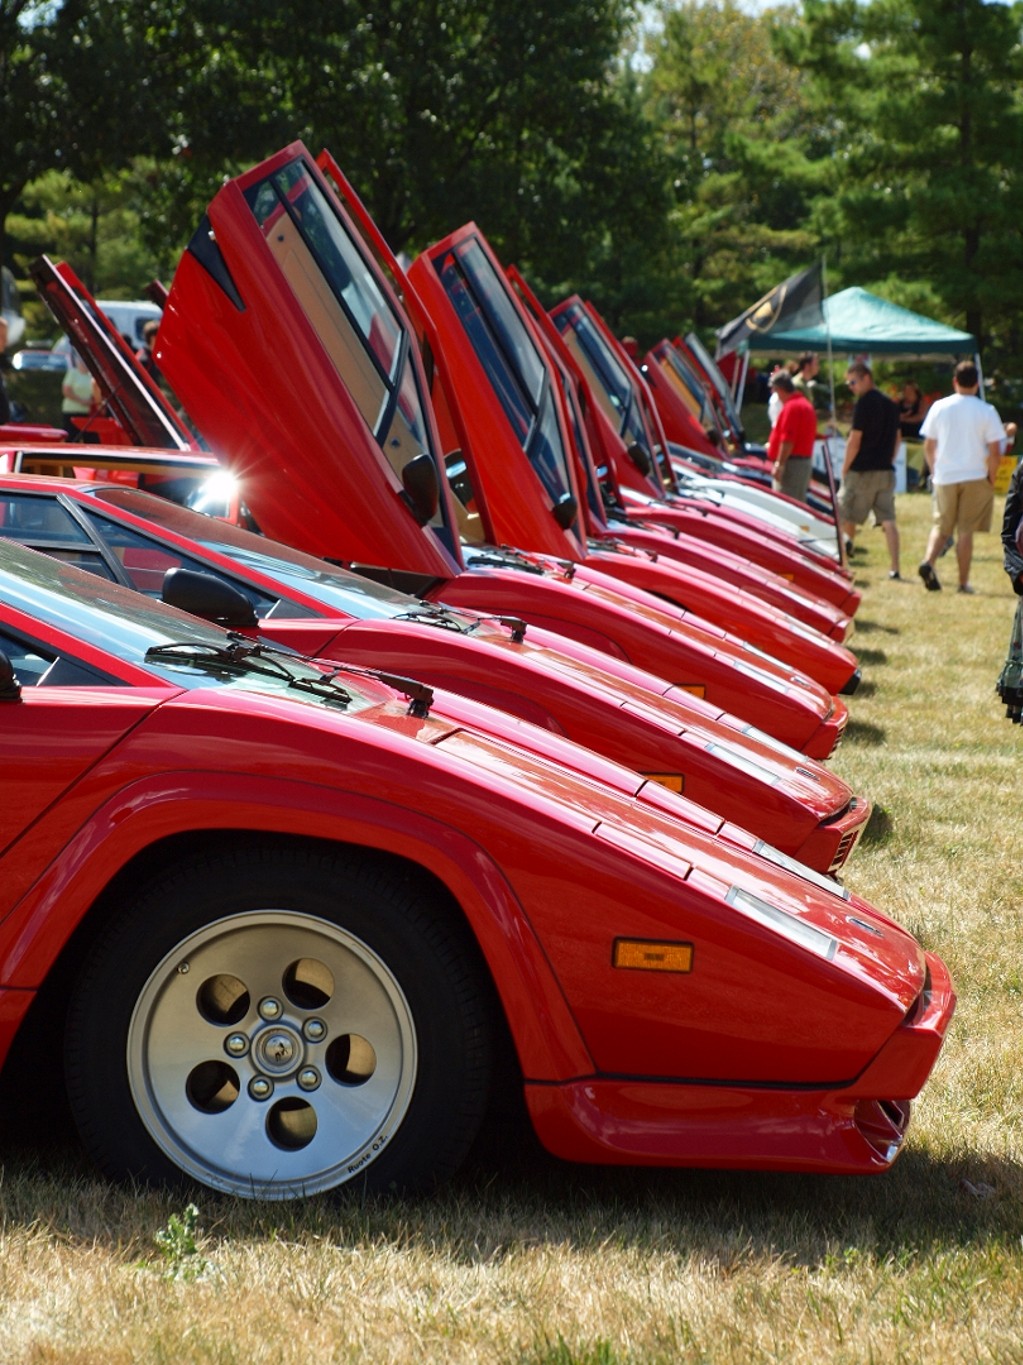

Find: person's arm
<box><xmin>987</xmin><ymin>440</ymin><xmax>1002</xmax><ymax>483</ymax></box>
<box><xmin>774</xmin><ymin>439</ymin><xmax>794</xmax><ymax>476</ymax></box>
<box><xmin>924</xmin><ymin>437</ymin><xmax>937</xmax><ymax>473</ymax></box>
<box><xmin>841</xmin><ymin>429</ymin><xmax>861</xmax><ymax>477</ymax></box>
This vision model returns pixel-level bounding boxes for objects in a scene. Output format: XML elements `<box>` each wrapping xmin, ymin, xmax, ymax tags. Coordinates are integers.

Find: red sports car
<box><xmin>0</xmin><ymin>538</ymin><xmax>954</xmax><ymax>1193</ymax></box>
<box><xmin>0</xmin><ymin>471</ymin><xmax>869</xmax><ymax>873</ymax></box>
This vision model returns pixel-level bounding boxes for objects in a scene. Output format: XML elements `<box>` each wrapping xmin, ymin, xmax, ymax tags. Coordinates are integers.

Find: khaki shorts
<box><xmin>838</xmin><ymin>468</ymin><xmax>896</xmax><ymax>526</ymax></box>
<box><xmin>932</xmin><ymin>478</ymin><xmax>994</xmax><ymax>536</ymax></box>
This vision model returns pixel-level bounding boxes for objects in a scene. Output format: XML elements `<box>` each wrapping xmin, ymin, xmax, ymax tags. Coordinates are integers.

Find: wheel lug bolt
<box><xmin>298</xmin><ymin>1068</ymin><xmax>321</xmax><ymax>1092</ymax></box>
<box><xmin>225</xmin><ymin>1033</ymin><xmax>249</xmax><ymax>1058</ymax></box>
<box><xmin>303</xmin><ymin>1018</ymin><xmax>327</xmax><ymax>1042</ymax></box>
<box><xmin>258</xmin><ymin>997</ymin><xmax>283</xmax><ymax>1021</ymax></box>
<box><xmin>249</xmin><ymin>1076</ymin><xmax>274</xmax><ymax>1101</ymax></box>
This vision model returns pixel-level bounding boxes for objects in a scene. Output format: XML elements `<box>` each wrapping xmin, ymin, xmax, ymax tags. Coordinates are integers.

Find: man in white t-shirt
<box><xmin>917</xmin><ymin>360</ymin><xmax>1005</xmax><ymax>594</ymax></box>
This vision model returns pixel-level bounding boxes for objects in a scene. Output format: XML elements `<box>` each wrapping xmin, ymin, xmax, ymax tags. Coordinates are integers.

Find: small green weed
<box><xmin>151</xmin><ymin>1202</ymin><xmax>212</xmax><ymax>1281</ymax></box>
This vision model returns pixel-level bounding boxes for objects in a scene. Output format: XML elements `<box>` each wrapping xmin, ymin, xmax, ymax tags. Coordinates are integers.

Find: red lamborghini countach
<box><xmin>0</xmin><ymin>472</ymin><xmax>869</xmax><ymax>874</ymax></box>
<box><xmin>0</xmin><ymin>539</ymin><xmax>953</xmax><ymax>1194</ymax></box>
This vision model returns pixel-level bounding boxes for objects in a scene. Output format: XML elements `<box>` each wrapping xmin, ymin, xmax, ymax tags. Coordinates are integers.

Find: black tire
<box><xmin>65</xmin><ymin>846</ymin><xmax>493</xmax><ymax>1198</ymax></box>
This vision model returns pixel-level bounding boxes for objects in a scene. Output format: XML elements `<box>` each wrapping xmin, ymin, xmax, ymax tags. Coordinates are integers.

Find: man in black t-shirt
<box><xmin>838</xmin><ymin>362</ymin><xmax>902</xmax><ymax>577</ymax></box>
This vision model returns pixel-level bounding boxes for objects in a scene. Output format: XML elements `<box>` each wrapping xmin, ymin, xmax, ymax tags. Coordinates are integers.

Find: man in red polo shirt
<box><xmin>768</xmin><ymin>370</ymin><xmax>818</xmax><ymax>503</ymax></box>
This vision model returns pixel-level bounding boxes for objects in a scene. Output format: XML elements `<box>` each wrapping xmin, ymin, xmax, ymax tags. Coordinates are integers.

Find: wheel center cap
<box><xmin>254</xmin><ymin>1026</ymin><xmax>302</xmax><ymax>1075</ymax></box>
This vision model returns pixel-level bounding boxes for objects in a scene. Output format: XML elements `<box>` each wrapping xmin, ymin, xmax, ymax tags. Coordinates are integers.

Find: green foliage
<box><xmin>6</xmin><ymin>0</ymin><xmax>1023</xmax><ymax>366</ymax></box>
<box><xmin>780</xmin><ymin>0</ymin><xmax>1023</xmax><ymax>357</ymax></box>
<box><xmin>150</xmin><ymin>1202</ymin><xmax>213</xmax><ymax>1281</ymax></box>
<box><xmin>638</xmin><ymin>0</ymin><xmax>828</xmax><ymax>335</ymax></box>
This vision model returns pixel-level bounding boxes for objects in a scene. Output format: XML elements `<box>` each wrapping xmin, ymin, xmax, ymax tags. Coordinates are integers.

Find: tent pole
<box><xmin>819</xmin><ymin>255</ymin><xmax>844</xmax><ymax>565</ymax></box>
<box><xmin>735</xmin><ymin>349</ymin><xmax>750</xmax><ymax>416</ymax></box>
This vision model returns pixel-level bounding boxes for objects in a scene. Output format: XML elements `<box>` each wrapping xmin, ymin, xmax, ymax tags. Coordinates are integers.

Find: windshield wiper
<box><xmin>144</xmin><ymin>637</ymin><xmax>298</xmax><ymax>680</ymax></box>
<box><xmin>464</xmin><ymin>546</ymin><xmax>576</xmax><ymax>580</ymax></box>
<box><xmin>392</xmin><ymin>602</ymin><xmax>471</xmax><ymax>633</ymax></box>
<box><xmin>145</xmin><ymin>636</ymin><xmax>354</xmax><ymax>705</ymax></box>
<box><xmin>320</xmin><ymin>663</ymin><xmax>433</xmax><ymax>719</ymax></box>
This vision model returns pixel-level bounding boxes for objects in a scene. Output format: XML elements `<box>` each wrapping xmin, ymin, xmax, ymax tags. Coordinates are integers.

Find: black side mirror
<box><xmin>627</xmin><ymin>442</ymin><xmax>652</xmax><ymax>477</ymax></box>
<box><xmin>401</xmin><ymin>453</ymin><xmax>439</xmax><ymax>526</ymax></box>
<box><xmin>0</xmin><ymin>649</ymin><xmax>21</xmax><ymax>701</ymax></box>
<box><xmin>552</xmin><ymin>492</ymin><xmax>578</xmax><ymax>531</ymax></box>
<box><xmin>161</xmin><ymin>568</ymin><xmax>258</xmax><ymax>628</ymax></box>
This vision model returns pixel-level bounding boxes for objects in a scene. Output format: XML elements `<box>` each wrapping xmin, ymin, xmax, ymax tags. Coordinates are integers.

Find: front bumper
<box><xmin>525</xmin><ymin>953</ymin><xmax>955</xmax><ymax>1175</ymax></box>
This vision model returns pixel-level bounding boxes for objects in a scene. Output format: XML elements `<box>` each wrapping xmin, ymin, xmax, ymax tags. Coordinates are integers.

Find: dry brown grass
<box><xmin>2</xmin><ymin>492</ymin><xmax>1023</xmax><ymax>1363</ymax></box>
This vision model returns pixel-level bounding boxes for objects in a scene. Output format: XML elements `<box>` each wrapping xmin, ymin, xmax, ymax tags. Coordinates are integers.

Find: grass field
<box><xmin>1</xmin><ymin>491</ymin><xmax>1021</xmax><ymax>1363</ymax></box>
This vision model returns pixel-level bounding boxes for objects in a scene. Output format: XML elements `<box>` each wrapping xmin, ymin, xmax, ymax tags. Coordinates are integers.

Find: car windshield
<box><xmin>0</xmin><ymin>539</ymin><xmax>380</xmax><ymax>708</ymax></box>
<box><xmin>433</xmin><ymin>239</ymin><xmax>576</xmax><ymax>508</ymax></box>
<box><xmin>660</xmin><ymin>346</ymin><xmax>715</xmax><ymax>426</ymax></box>
<box><xmin>684</xmin><ymin>331</ymin><xmax>744</xmax><ymax>434</ymax></box>
<box><xmin>555</xmin><ymin>304</ymin><xmax>649</xmax><ymax>456</ymax></box>
<box><xmin>83</xmin><ymin>486</ymin><xmax>478</xmax><ymax>626</ymax></box>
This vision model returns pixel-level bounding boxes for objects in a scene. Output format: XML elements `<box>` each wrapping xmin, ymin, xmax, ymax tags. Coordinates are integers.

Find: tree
<box><xmin>118</xmin><ymin>0</ymin><xmax>673</xmax><ymax>334</ymax></box>
<box><xmin>0</xmin><ymin>2</ymin><xmax>64</xmax><ymax>279</ymax></box>
<box><xmin>0</xmin><ymin>0</ymin><xmax>192</xmax><ymax>293</ymax></box>
<box><xmin>641</xmin><ymin>0</ymin><xmax>825</xmax><ymax>333</ymax></box>
<box><xmin>781</xmin><ymin>0</ymin><xmax>1023</xmax><ymax>353</ymax></box>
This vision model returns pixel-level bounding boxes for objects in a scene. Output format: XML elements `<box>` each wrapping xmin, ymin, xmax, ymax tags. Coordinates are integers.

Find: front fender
<box><xmin>0</xmin><ymin>770</ymin><xmax>593</xmax><ymax>1080</ymax></box>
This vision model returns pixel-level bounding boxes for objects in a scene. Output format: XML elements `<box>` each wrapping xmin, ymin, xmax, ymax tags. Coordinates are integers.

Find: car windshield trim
<box><xmin>81</xmin><ymin>487</ymin><xmax>478</xmax><ymax>625</ymax></box>
<box><xmin>0</xmin><ymin>540</ymin><xmax>383</xmax><ymax>705</ymax></box>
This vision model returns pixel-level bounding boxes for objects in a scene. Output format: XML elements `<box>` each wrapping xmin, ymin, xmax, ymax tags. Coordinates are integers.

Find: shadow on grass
<box><xmin>860</xmin><ymin>803</ymin><xmax>893</xmax><ymax>845</ymax></box>
<box><xmin>852</xmin><ymin>619</ymin><xmax>899</xmax><ymax>636</ymax></box>
<box><xmin>436</xmin><ymin>1140</ymin><xmax>1023</xmax><ymax>1271</ymax></box>
<box><xmin>845</xmin><ymin>718</ymin><xmax>887</xmax><ymax>745</ymax></box>
<box><xmin>852</xmin><ymin>679</ymin><xmax>877</xmax><ymax>698</ymax></box>
<box><xmin>0</xmin><ymin>1099</ymin><xmax>1019</xmax><ymax>1276</ymax></box>
<box><xmin>853</xmin><ymin>648</ymin><xmax>888</xmax><ymax>667</ymax></box>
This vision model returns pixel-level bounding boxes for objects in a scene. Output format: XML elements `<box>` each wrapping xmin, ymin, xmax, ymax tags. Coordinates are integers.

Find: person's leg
<box><xmin>837</xmin><ymin>472</ymin><xmax>865</xmax><ymax>556</ymax></box>
<box><xmin>923</xmin><ymin>485</ymin><xmax>956</xmax><ymax>565</ymax></box>
<box><xmin>953</xmin><ymin>479</ymin><xmax>994</xmax><ymax>591</ymax></box>
<box><xmin>872</xmin><ymin>473</ymin><xmax>900</xmax><ymax>577</ymax></box>
<box><xmin>776</xmin><ymin>459</ymin><xmax>811</xmax><ymax>503</ymax></box>
<box><xmin>956</xmin><ymin>530</ymin><xmax>974</xmax><ymax>589</ymax></box>
<box><xmin>786</xmin><ymin>458</ymin><xmax>813</xmax><ymax>504</ymax></box>
<box><xmin>922</xmin><ymin>522</ymin><xmax>946</xmax><ymax>563</ymax></box>
<box><xmin>919</xmin><ymin>486</ymin><xmax>955</xmax><ymax>589</ymax></box>
<box><xmin>882</xmin><ymin>520</ymin><xmax>900</xmax><ymax>576</ymax></box>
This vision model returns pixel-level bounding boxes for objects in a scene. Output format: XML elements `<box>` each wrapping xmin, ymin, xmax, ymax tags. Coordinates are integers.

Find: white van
<box><xmin>95</xmin><ymin>299</ymin><xmax>162</xmax><ymax>349</ymax></box>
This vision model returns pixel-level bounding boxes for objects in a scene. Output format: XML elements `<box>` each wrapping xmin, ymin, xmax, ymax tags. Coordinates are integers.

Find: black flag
<box><xmin>715</xmin><ymin>263</ymin><xmax>824</xmax><ymax>358</ymax></box>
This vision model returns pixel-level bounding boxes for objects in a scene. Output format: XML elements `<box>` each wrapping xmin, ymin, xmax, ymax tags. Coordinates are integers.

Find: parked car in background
<box><xmin>0</xmin><ymin>469</ymin><xmax>871</xmax><ymax>874</ymax></box>
<box><xmin>10</xmin><ymin>344</ymin><xmax>66</xmax><ymax>374</ymax></box>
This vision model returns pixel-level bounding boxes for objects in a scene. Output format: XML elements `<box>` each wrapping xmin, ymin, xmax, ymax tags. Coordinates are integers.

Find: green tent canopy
<box><xmin>744</xmin><ymin>286</ymin><xmax>976</xmax><ymax>358</ymax></box>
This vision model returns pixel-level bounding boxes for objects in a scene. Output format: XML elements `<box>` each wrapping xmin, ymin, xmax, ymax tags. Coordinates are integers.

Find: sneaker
<box><xmin>918</xmin><ymin>562</ymin><xmax>942</xmax><ymax>591</ymax></box>
<box><xmin>957</xmin><ymin>584</ymin><xmax>976</xmax><ymax>595</ymax></box>
<box><xmin>888</xmin><ymin>570</ymin><xmax>902</xmax><ymax>580</ymax></box>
